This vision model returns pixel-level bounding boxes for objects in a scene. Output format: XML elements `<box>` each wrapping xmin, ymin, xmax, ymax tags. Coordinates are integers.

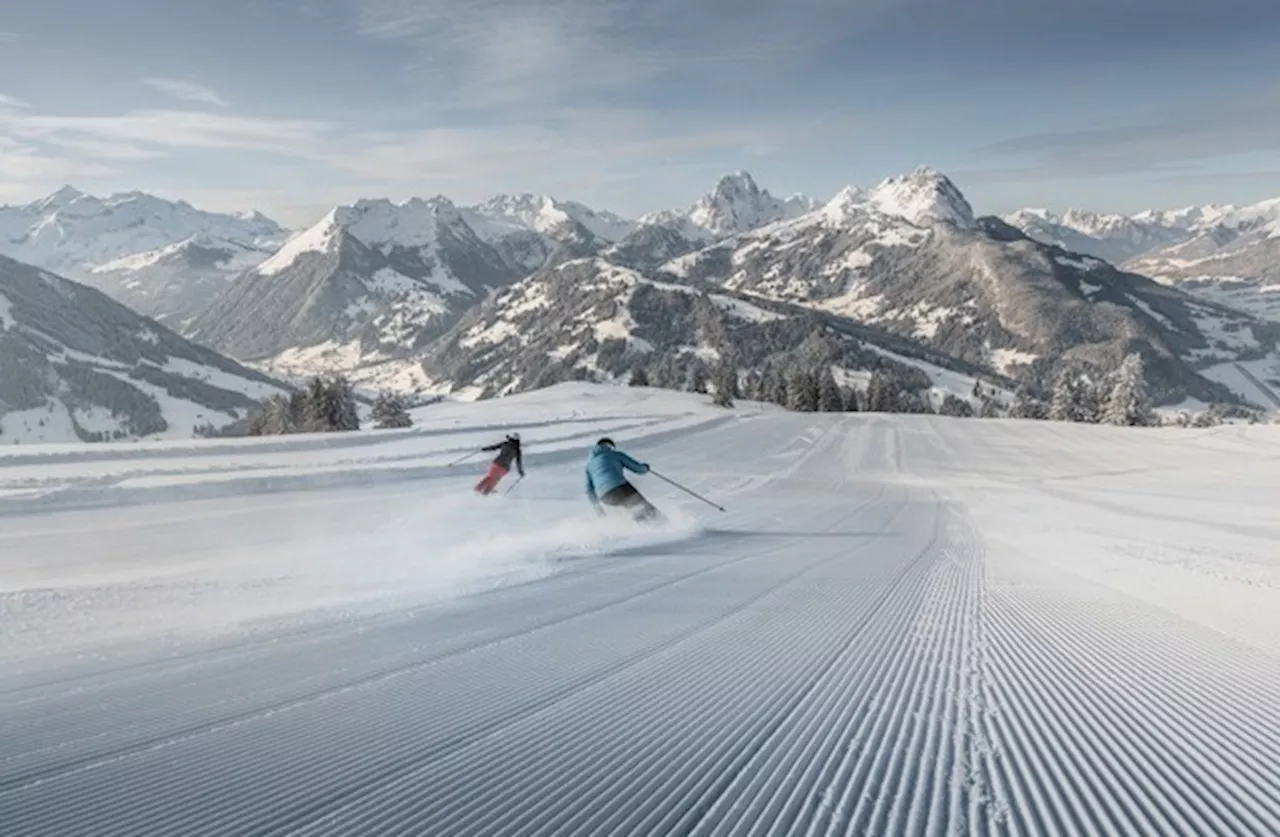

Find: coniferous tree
<box><xmin>628</xmin><ymin>365</ymin><xmax>650</xmax><ymax>387</ymax></box>
<box><xmin>1077</xmin><ymin>375</ymin><xmax>1103</xmax><ymax>424</ymax></box>
<box><xmin>1049</xmin><ymin>369</ymin><xmax>1078</xmax><ymax>422</ymax></box>
<box><xmin>371</xmin><ymin>391</ymin><xmax>413</xmax><ymax>428</ymax></box>
<box><xmin>1010</xmin><ymin>387</ymin><xmax>1047</xmax><ymax>420</ymax></box>
<box><xmin>1103</xmin><ymin>353</ymin><xmax>1152</xmax><ymax>426</ymax></box>
<box><xmin>769</xmin><ymin>372</ymin><xmax>789</xmax><ymax>407</ymax></box>
<box><xmin>818</xmin><ymin>368</ymin><xmax>844</xmax><ymax>412</ymax></box>
<box><xmin>686</xmin><ymin>361</ymin><xmax>709</xmax><ymax>394</ymax></box>
<box><xmin>939</xmin><ymin>394</ymin><xmax>974</xmax><ymax>418</ymax></box>
<box><xmin>326</xmin><ymin>375</ymin><xmax>361</xmax><ymax>431</ymax></box>
<box><xmin>865</xmin><ymin>370</ymin><xmax>901</xmax><ymax>412</ymax></box>
<box><xmin>844</xmin><ymin>386</ymin><xmax>861</xmax><ymax>412</ymax></box>
<box><xmin>787</xmin><ymin>368</ymin><xmax>819</xmax><ymax>411</ymax></box>
<box><xmin>712</xmin><ymin>356</ymin><xmax>739</xmax><ymax>408</ymax></box>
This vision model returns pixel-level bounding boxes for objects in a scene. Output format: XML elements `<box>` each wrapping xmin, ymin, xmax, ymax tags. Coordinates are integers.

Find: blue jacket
<box><xmin>585</xmin><ymin>444</ymin><xmax>649</xmax><ymax>502</ymax></box>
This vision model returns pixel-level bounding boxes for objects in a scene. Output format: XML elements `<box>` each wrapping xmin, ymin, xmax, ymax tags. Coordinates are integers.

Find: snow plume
<box><xmin>0</xmin><ymin>481</ymin><xmax>703</xmax><ymax>668</ymax></box>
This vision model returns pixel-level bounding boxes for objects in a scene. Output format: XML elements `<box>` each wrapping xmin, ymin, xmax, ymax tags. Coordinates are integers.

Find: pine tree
<box><xmin>865</xmin><ymin>370</ymin><xmax>901</xmax><ymax>412</ymax></box>
<box><xmin>686</xmin><ymin>362</ymin><xmax>708</xmax><ymax>394</ymax></box>
<box><xmin>818</xmin><ymin>368</ymin><xmax>844</xmax><ymax>412</ymax></box>
<box><xmin>1049</xmin><ymin>369</ymin><xmax>1080</xmax><ymax>422</ymax></box>
<box><xmin>371</xmin><ymin>391</ymin><xmax>413</xmax><ymax>428</ymax></box>
<box><xmin>712</xmin><ymin>357</ymin><xmax>738</xmax><ymax>408</ymax></box>
<box><xmin>1078</xmin><ymin>376</ymin><xmax>1103</xmax><ymax>423</ymax></box>
<box><xmin>768</xmin><ymin>372</ymin><xmax>789</xmax><ymax>407</ymax></box>
<box><xmin>939</xmin><ymin>394</ymin><xmax>974</xmax><ymax>417</ymax></box>
<box><xmin>1103</xmin><ymin>353</ymin><xmax>1152</xmax><ymax>426</ymax></box>
<box><xmin>628</xmin><ymin>365</ymin><xmax>650</xmax><ymax>387</ymax></box>
<box><xmin>844</xmin><ymin>386</ymin><xmax>861</xmax><ymax>412</ymax></box>
<box><xmin>326</xmin><ymin>376</ymin><xmax>361</xmax><ymax>431</ymax></box>
<box><xmin>1010</xmin><ymin>387</ymin><xmax>1047</xmax><ymax>420</ymax></box>
<box><xmin>302</xmin><ymin>376</ymin><xmax>329</xmax><ymax>431</ymax></box>
<box><xmin>787</xmin><ymin>368</ymin><xmax>819</xmax><ymax>412</ymax></box>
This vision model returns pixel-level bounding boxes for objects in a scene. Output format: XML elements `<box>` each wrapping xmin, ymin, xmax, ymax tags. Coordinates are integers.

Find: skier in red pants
<box><xmin>475</xmin><ymin>433</ymin><xmax>524</xmax><ymax>495</ymax></box>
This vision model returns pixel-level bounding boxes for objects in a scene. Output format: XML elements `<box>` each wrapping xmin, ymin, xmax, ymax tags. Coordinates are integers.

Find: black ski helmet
<box><xmin>597</xmin><ymin>437</ymin><xmax>615</xmax><ymax>447</ymax></box>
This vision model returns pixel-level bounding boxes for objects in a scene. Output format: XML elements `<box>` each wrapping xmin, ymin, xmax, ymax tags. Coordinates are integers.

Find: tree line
<box><xmin>626</xmin><ymin>349</ymin><xmax>1225</xmax><ymax>428</ymax></box>
<box><xmin>201</xmin><ymin>375</ymin><xmax>414</xmax><ymax>437</ymax></box>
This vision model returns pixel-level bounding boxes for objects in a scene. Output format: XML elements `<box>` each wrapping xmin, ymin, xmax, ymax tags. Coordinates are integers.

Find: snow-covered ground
<box><xmin>2</xmin><ymin>383</ymin><xmax>1277</xmax><ymax>835</ymax></box>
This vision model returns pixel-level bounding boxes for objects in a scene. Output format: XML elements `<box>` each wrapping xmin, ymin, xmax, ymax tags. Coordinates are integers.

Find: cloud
<box><xmin>1</xmin><ymin>107</ymin><xmax>334</xmax><ymax>158</ymax></box>
<box><xmin>142</xmin><ymin>77</ymin><xmax>231</xmax><ymax>108</ymax></box>
<box><xmin>0</xmin><ymin>138</ymin><xmax>121</xmax><ymax>182</ymax></box>
<box><xmin>966</xmin><ymin>85</ymin><xmax>1280</xmax><ymax>183</ymax></box>
<box><xmin>344</xmin><ymin>0</ymin><xmax>882</xmax><ymax>109</ymax></box>
<box><xmin>0</xmin><ymin>93</ymin><xmax>30</xmax><ymax>109</ymax></box>
<box><xmin>0</xmin><ymin>32</ymin><xmax>23</xmax><ymax>43</ymax></box>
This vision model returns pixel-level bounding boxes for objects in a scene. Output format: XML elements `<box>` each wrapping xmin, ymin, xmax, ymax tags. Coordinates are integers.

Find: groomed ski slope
<box><xmin>1</xmin><ymin>384</ymin><xmax>1278</xmax><ymax>836</ymax></box>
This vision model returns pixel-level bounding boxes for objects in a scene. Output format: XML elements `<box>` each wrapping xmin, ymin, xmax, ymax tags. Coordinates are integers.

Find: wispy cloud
<box><xmin>344</xmin><ymin>0</ymin><xmax>881</xmax><ymax>109</ymax></box>
<box><xmin>0</xmin><ymin>93</ymin><xmax>30</xmax><ymax>109</ymax></box>
<box><xmin>0</xmin><ymin>137</ymin><xmax>121</xmax><ymax>182</ymax></box>
<box><xmin>0</xmin><ymin>32</ymin><xmax>23</xmax><ymax>44</ymax></box>
<box><xmin>1</xmin><ymin>107</ymin><xmax>333</xmax><ymax>158</ymax></box>
<box><xmin>966</xmin><ymin>85</ymin><xmax>1280</xmax><ymax>183</ymax></box>
<box><xmin>142</xmin><ymin>77</ymin><xmax>231</xmax><ymax>108</ymax></box>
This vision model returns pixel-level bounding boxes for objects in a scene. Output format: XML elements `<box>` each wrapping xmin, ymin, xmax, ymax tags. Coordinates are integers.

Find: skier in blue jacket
<box><xmin>585</xmin><ymin>438</ymin><xmax>662</xmax><ymax>523</ymax></box>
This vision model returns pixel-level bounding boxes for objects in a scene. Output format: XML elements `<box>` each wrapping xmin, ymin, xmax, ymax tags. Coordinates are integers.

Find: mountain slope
<box><xmin>0</xmin><ymin>254</ymin><xmax>284</xmax><ymax>443</ymax></box>
<box><xmin>657</xmin><ymin>171</ymin><xmax>1272</xmax><ymax>405</ymax></box>
<box><xmin>420</xmin><ymin>256</ymin><xmax>1011</xmax><ymax>408</ymax></box>
<box><xmin>188</xmin><ymin>198</ymin><xmax>525</xmax><ymax>387</ymax></box>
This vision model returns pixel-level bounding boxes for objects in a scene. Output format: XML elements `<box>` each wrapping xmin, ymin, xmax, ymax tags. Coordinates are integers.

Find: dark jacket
<box><xmin>483</xmin><ymin>438</ymin><xmax>524</xmax><ymax>475</ymax></box>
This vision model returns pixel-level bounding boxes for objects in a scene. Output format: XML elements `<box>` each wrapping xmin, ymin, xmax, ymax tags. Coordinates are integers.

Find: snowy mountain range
<box><xmin>3</xmin><ymin>171</ymin><xmax>1278</xmax><ymax>429</ymax></box>
<box><xmin>0</xmin><ymin>187</ymin><xmax>288</xmax><ymax>328</ymax></box>
<box><xmin>422</xmin><ymin>168</ymin><xmax>1268</xmax><ymax>407</ymax></box>
<box><xmin>1003</xmin><ymin>200</ymin><xmax>1280</xmax><ymax>325</ymax></box>
<box><xmin>0</xmin><ymin>253</ymin><xmax>284</xmax><ymax>443</ymax></box>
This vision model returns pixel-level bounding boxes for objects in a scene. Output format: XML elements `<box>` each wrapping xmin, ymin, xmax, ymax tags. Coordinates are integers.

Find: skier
<box><xmin>585</xmin><ymin>437</ymin><xmax>662</xmax><ymax>523</ymax></box>
<box><xmin>475</xmin><ymin>433</ymin><xmax>524</xmax><ymax>495</ymax></box>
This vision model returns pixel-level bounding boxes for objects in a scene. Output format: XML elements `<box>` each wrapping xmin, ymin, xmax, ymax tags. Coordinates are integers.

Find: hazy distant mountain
<box><xmin>1004</xmin><ymin>198</ymin><xmax>1280</xmax><ymax>325</ymax></box>
<box><xmin>0</xmin><ymin>186</ymin><xmax>286</xmax><ymax>324</ymax></box>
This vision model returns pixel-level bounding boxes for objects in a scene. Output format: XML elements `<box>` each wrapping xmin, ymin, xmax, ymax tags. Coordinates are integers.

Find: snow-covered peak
<box><xmin>643</xmin><ymin>170</ymin><xmax>815</xmax><ymax>240</ymax></box>
<box><xmin>865</xmin><ymin>166</ymin><xmax>975</xmax><ymax>229</ymax></box>
<box><xmin>337</xmin><ymin>196</ymin><xmax>462</xmax><ymax>249</ymax></box>
<box><xmin>253</xmin><ymin>196</ymin><xmax>482</xmax><ymax>276</ymax></box>
<box><xmin>0</xmin><ymin>187</ymin><xmax>286</xmax><ymax>280</ymax></box>
<box><xmin>27</xmin><ymin>185</ymin><xmax>85</xmax><ymax>214</ymax></box>
<box><xmin>820</xmin><ymin>185</ymin><xmax>871</xmax><ymax>225</ymax></box>
<box><xmin>464</xmin><ymin>193</ymin><xmax>636</xmax><ymax>243</ymax></box>
<box><xmin>254</xmin><ymin>210</ymin><xmax>346</xmax><ymax>276</ymax></box>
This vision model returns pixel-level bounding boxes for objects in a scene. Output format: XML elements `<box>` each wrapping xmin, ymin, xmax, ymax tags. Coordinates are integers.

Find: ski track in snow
<box><xmin>1</xmin><ymin>386</ymin><xmax>1278</xmax><ymax>836</ymax></box>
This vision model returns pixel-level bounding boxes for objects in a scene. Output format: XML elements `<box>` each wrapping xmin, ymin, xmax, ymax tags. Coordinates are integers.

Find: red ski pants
<box><xmin>475</xmin><ymin>463</ymin><xmax>508</xmax><ymax>495</ymax></box>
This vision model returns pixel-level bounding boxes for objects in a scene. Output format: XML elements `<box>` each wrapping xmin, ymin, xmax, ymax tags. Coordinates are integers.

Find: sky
<box><xmin>3</xmin><ymin>0</ymin><xmax>1280</xmax><ymax>228</ymax></box>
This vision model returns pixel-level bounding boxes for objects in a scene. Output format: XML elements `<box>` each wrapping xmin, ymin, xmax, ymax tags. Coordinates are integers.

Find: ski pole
<box><xmin>649</xmin><ymin>470</ymin><xmax>726</xmax><ymax>512</ymax></box>
<box><xmin>505</xmin><ymin>475</ymin><xmax>524</xmax><ymax>495</ymax></box>
<box><xmin>446</xmin><ymin>449</ymin><xmax>481</xmax><ymax>468</ymax></box>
